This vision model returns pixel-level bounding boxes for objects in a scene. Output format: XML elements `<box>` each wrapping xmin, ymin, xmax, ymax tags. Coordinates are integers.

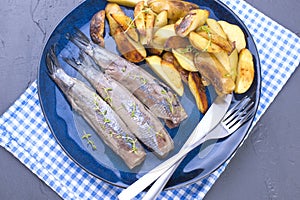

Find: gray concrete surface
<box><xmin>0</xmin><ymin>0</ymin><xmax>299</xmax><ymax>199</ymax></box>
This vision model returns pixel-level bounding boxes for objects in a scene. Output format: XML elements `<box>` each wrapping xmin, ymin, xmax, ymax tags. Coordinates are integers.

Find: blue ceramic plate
<box><xmin>38</xmin><ymin>0</ymin><xmax>261</xmax><ymax>189</ymax></box>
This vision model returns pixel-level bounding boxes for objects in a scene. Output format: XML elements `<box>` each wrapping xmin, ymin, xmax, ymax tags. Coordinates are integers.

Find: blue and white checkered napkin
<box><xmin>1</xmin><ymin>0</ymin><xmax>299</xmax><ymax>199</ymax></box>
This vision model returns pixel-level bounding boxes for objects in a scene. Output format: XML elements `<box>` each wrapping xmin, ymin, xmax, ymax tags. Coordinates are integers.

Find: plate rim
<box><xmin>37</xmin><ymin>0</ymin><xmax>261</xmax><ymax>190</ymax></box>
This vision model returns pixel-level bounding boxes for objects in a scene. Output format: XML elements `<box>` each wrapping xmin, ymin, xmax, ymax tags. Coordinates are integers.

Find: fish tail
<box><xmin>66</xmin><ymin>28</ymin><xmax>91</xmax><ymax>50</ymax></box>
<box><xmin>46</xmin><ymin>45</ymin><xmax>75</xmax><ymax>93</ymax></box>
<box><xmin>46</xmin><ymin>45</ymin><xmax>62</xmax><ymax>76</ymax></box>
<box><xmin>62</xmin><ymin>56</ymin><xmax>80</xmax><ymax>71</ymax></box>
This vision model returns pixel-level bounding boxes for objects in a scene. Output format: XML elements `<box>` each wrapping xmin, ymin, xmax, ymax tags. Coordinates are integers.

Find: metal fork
<box><xmin>142</xmin><ymin>96</ymin><xmax>255</xmax><ymax>200</ymax></box>
<box><xmin>118</xmin><ymin>96</ymin><xmax>255</xmax><ymax>200</ymax></box>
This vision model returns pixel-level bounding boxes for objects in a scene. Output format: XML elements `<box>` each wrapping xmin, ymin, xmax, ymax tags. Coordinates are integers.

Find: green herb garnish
<box><xmin>82</xmin><ymin>131</ymin><xmax>97</xmax><ymax>151</ymax></box>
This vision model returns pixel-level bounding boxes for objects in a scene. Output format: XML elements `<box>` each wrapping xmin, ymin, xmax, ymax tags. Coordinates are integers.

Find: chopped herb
<box><xmin>140</xmin><ymin>76</ymin><xmax>147</xmax><ymax>84</ymax></box>
<box><xmin>124</xmin><ymin>134</ymin><xmax>138</xmax><ymax>154</ymax></box>
<box><xmin>156</xmin><ymin>131</ymin><xmax>164</xmax><ymax>138</ymax></box>
<box><xmin>104</xmin><ymin>118</ymin><xmax>111</xmax><ymax>124</ymax></box>
<box><xmin>82</xmin><ymin>131</ymin><xmax>97</xmax><ymax>151</ymax></box>
<box><xmin>131</xmin><ymin>102</ymin><xmax>137</xmax><ymax>118</ymax></box>
<box><xmin>161</xmin><ymin>89</ymin><xmax>167</xmax><ymax>95</ymax></box>
<box><xmin>124</xmin><ymin>7</ymin><xmax>155</xmax><ymax>33</ymax></box>
<box><xmin>198</xmin><ymin>25</ymin><xmax>212</xmax><ymax>52</ymax></box>
<box><xmin>166</xmin><ymin>95</ymin><xmax>174</xmax><ymax>114</ymax></box>
<box><xmin>103</xmin><ymin>87</ymin><xmax>113</xmax><ymax>104</ymax></box>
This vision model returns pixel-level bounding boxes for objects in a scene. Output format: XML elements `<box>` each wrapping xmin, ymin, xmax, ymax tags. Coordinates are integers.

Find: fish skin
<box><xmin>64</xmin><ymin>51</ymin><xmax>174</xmax><ymax>158</ymax></box>
<box><xmin>46</xmin><ymin>47</ymin><xmax>146</xmax><ymax>169</ymax></box>
<box><xmin>67</xmin><ymin>30</ymin><xmax>187</xmax><ymax>127</ymax></box>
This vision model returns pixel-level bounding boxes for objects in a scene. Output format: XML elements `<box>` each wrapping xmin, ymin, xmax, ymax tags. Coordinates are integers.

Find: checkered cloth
<box><xmin>1</xmin><ymin>0</ymin><xmax>299</xmax><ymax>199</ymax></box>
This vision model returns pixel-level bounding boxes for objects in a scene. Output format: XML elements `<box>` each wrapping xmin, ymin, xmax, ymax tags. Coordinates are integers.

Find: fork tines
<box><xmin>222</xmin><ymin>96</ymin><xmax>255</xmax><ymax>132</ymax></box>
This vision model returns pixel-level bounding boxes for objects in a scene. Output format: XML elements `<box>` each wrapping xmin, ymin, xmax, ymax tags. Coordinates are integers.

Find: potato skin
<box><xmin>113</xmin><ymin>27</ymin><xmax>146</xmax><ymax>63</ymax></box>
<box><xmin>175</xmin><ymin>9</ymin><xmax>209</xmax><ymax>37</ymax></box>
<box><xmin>148</xmin><ymin>0</ymin><xmax>199</xmax><ymax>20</ymax></box>
<box><xmin>234</xmin><ymin>48</ymin><xmax>255</xmax><ymax>94</ymax></box>
<box><xmin>194</xmin><ymin>52</ymin><xmax>235</xmax><ymax>94</ymax></box>
<box><xmin>105</xmin><ymin>3</ymin><xmax>124</xmax><ymax>36</ymax></box>
<box><xmin>188</xmin><ymin>72</ymin><xmax>208</xmax><ymax>113</ymax></box>
<box><xmin>90</xmin><ymin>10</ymin><xmax>106</xmax><ymax>47</ymax></box>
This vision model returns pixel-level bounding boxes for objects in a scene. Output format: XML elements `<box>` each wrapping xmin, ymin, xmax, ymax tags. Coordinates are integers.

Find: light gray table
<box><xmin>1</xmin><ymin>0</ymin><xmax>299</xmax><ymax>199</ymax></box>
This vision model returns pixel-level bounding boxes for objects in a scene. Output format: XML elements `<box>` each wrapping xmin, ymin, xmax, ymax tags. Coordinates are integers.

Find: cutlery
<box><xmin>142</xmin><ymin>96</ymin><xmax>255</xmax><ymax>200</ymax></box>
<box><xmin>118</xmin><ymin>93</ymin><xmax>233</xmax><ymax>200</ymax></box>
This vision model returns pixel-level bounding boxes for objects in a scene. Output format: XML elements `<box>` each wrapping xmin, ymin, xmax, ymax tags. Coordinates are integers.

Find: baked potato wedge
<box><xmin>197</xmin><ymin>27</ymin><xmax>235</xmax><ymax>54</ymax></box>
<box><xmin>206</xmin><ymin>18</ymin><xmax>227</xmax><ymax>39</ymax></box>
<box><xmin>90</xmin><ymin>10</ymin><xmax>106</xmax><ymax>47</ymax></box>
<box><xmin>228</xmin><ymin>48</ymin><xmax>238</xmax><ymax>81</ymax></box>
<box><xmin>172</xmin><ymin>48</ymin><xmax>198</xmax><ymax>72</ymax></box>
<box><xmin>105</xmin><ymin>3</ymin><xmax>124</xmax><ymax>36</ymax></box>
<box><xmin>145</xmin><ymin>55</ymin><xmax>184</xmax><ymax>96</ymax></box>
<box><xmin>114</xmin><ymin>27</ymin><xmax>147</xmax><ymax>63</ymax></box>
<box><xmin>107</xmin><ymin>0</ymin><xmax>141</xmax><ymax>7</ymax></box>
<box><xmin>164</xmin><ymin>36</ymin><xmax>190</xmax><ymax>49</ymax></box>
<box><xmin>154</xmin><ymin>10</ymin><xmax>168</xmax><ymax>30</ymax></box>
<box><xmin>189</xmin><ymin>31</ymin><xmax>223</xmax><ymax>53</ymax></box>
<box><xmin>111</xmin><ymin>13</ymin><xmax>139</xmax><ymax>42</ymax></box>
<box><xmin>194</xmin><ymin>52</ymin><xmax>235</xmax><ymax>94</ymax></box>
<box><xmin>188</xmin><ymin>72</ymin><xmax>208</xmax><ymax>113</ymax></box>
<box><xmin>175</xmin><ymin>9</ymin><xmax>209</xmax><ymax>37</ymax></box>
<box><xmin>162</xmin><ymin>52</ymin><xmax>189</xmax><ymax>83</ymax></box>
<box><xmin>145</xmin><ymin>9</ymin><xmax>156</xmax><ymax>45</ymax></box>
<box><xmin>234</xmin><ymin>48</ymin><xmax>254</xmax><ymax>94</ymax></box>
<box><xmin>134</xmin><ymin>1</ymin><xmax>146</xmax><ymax>38</ymax></box>
<box><xmin>213</xmin><ymin>50</ymin><xmax>237</xmax><ymax>81</ymax></box>
<box><xmin>148</xmin><ymin>0</ymin><xmax>199</xmax><ymax>20</ymax></box>
<box><xmin>218</xmin><ymin>20</ymin><xmax>246</xmax><ymax>52</ymax></box>
<box><xmin>152</xmin><ymin>24</ymin><xmax>177</xmax><ymax>48</ymax></box>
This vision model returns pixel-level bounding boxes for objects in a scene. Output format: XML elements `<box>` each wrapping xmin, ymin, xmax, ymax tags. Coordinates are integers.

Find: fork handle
<box><xmin>142</xmin><ymin>156</ymin><xmax>184</xmax><ymax>200</ymax></box>
<box><xmin>142</xmin><ymin>137</ymin><xmax>206</xmax><ymax>200</ymax></box>
<box><xmin>118</xmin><ymin>140</ymin><xmax>203</xmax><ymax>200</ymax></box>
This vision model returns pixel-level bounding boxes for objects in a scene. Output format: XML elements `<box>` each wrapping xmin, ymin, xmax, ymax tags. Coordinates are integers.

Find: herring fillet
<box><xmin>46</xmin><ymin>47</ymin><xmax>146</xmax><ymax>169</ymax></box>
<box><xmin>67</xmin><ymin>30</ymin><xmax>187</xmax><ymax>127</ymax></box>
<box><xmin>64</xmin><ymin>51</ymin><xmax>174</xmax><ymax>158</ymax></box>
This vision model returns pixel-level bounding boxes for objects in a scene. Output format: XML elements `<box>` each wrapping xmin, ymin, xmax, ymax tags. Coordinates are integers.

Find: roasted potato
<box><xmin>197</xmin><ymin>27</ymin><xmax>235</xmax><ymax>54</ymax></box>
<box><xmin>172</xmin><ymin>48</ymin><xmax>198</xmax><ymax>72</ymax></box>
<box><xmin>90</xmin><ymin>10</ymin><xmax>106</xmax><ymax>47</ymax></box>
<box><xmin>189</xmin><ymin>31</ymin><xmax>223</xmax><ymax>53</ymax></box>
<box><xmin>152</xmin><ymin>24</ymin><xmax>177</xmax><ymax>48</ymax></box>
<box><xmin>107</xmin><ymin>0</ymin><xmax>141</xmax><ymax>7</ymax></box>
<box><xmin>164</xmin><ymin>36</ymin><xmax>190</xmax><ymax>49</ymax></box>
<box><xmin>188</xmin><ymin>72</ymin><xmax>208</xmax><ymax>113</ymax></box>
<box><xmin>145</xmin><ymin>9</ymin><xmax>156</xmax><ymax>45</ymax></box>
<box><xmin>146</xmin><ymin>55</ymin><xmax>184</xmax><ymax>96</ymax></box>
<box><xmin>148</xmin><ymin>0</ymin><xmax>199</xmax><ymax>20</ymax></box>
<box><xmin>105</xmin><ymin>3</ymin><xmax>122</xmax><ymax>36</ymax></box>
<box><xmin>194</xmin><ymin>52</ymin><xmax>235</xmax><ymax>94</ymax></box>
<box><xmin>175</xmin><ymin>9</ymin><xmax>209</xmax><ymax>37</ymax></box>
<box><xmin>154</xmin><ymin>10</ymin><xmax>168</xmax><ymax>30</ymax></box>
<box><xmin>234</xmin><ymin>48</ymin><xmax>254</xmax><ymax>94</ymax></box>
<box><xmin>134</xmin><ymin>1</ymin><xmax>146</xmax><ymax>39</ymax></box>
<box><xmin>218</xmin><ymin>20</ymin><xmax>246</xmax><ymax>52</ymax></box>
<box><xmin>228</xmin><ymin>48</ymin><xmax>238</xmax><ymax>81</ymax></box>
<box><xmin>213</xmin><ymin>50</ymin><xmax>237</xmax><ymax>81</ymax></box>
<box><xmin>113</xmin><ymin>27</ymin><xmax>147</xmax><ymax>63</ymax></box>
<box><xmin>206</xmin><ymin>18</ymin><xmax>227</xmax><ymax>39</ymax></box>
<box><xmin>162</xmin><ymin>52</ymin><xmax>189</xmax><ymax>83</ymax></box>
<box><xmin>111</xmin><ymin>13</ymin><xmax>139</xmax><ymax>42</ymax></box>
<box><xmin>146</xmin><ymin>44</ymin><xmax>164</xmax><ymax>55</ymax></box>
